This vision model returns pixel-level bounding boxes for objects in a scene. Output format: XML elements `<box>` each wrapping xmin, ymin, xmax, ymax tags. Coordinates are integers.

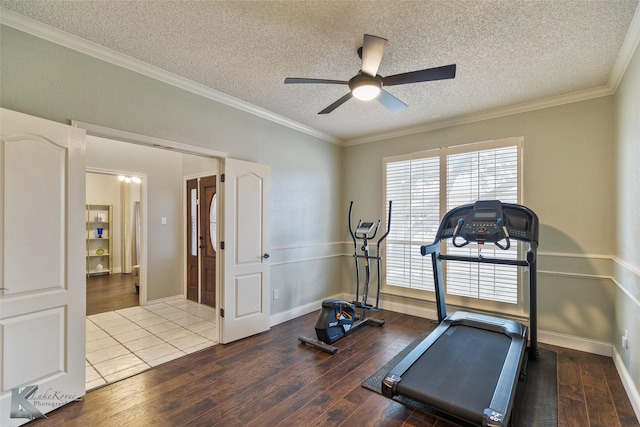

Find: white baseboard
<box><xmin>613</xmin><ymin>346</ymin><xmax>640</xmax><ymax>422</ymax></box>
<box><xmin>269</xmin><ymin>296</ymin><xmax>614</xmax><ymax>358</ymax></box>
<box><xmin>269</xmin><ymin>293</ymin><xmax>345</xmax><ymax>327</ymax></box>
<box><xmin>538</xmin><ymin>329</ymin><xmax>613</xmax><ymax>356</ymax></box>
<box><xmin>377</xmin><ymin>298</ymin><xmax>439</xmax><ymax>320</ymax></box>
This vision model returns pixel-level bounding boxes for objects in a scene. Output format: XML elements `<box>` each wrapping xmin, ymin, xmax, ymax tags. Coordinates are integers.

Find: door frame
<box><xmin>86</xmin><ymin>167</ymin><xmax>148</xmax><ymax>305</ymax></box>
<box><xmin>73</xmin><ymin>122</ymin><xmax>227</xmax><ymax>325</ymax></box>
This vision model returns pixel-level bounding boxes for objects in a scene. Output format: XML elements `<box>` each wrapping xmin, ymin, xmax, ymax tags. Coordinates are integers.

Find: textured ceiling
<box><xmin>1</xmin><ymin>0</ymin><xmax>639</xmax><ymax>144</ymax></box>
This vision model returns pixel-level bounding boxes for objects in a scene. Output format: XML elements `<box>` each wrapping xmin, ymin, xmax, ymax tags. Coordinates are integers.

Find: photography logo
<box><xmin>9</xmin><ymin>384</ymin><xmax>81</xmax><ymax>420</ymax></box>
<box><xmin>10</xmin><ymin>385</ymin><xmax>46</xmax><ymax>420</ymax></box>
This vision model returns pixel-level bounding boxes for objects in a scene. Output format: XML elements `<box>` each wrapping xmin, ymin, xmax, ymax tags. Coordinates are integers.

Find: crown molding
<box><xmin>609</xmin><ymin>2</ymin><xmax>640</xmax><ymax>91</ymax></box>
<box><xmin>340</xmin><ymin>3</ymin><xmax>640</xmax><ymax>146</ymax></box>
<box><xmin>343</xmin><ymin>85</ymin><xmax>615</xmax><ymax>146</ymax></box>
<box><xmin>0</xmin><ymin>8</ymin><xmax>340</xmax><ymax>145</ymax></box>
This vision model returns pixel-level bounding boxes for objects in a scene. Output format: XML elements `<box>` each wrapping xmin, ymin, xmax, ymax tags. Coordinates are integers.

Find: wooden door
<box><xmin>199</xmin><ymin>175</ymin><xmax>217</xmax><ymax>307</ymax></box>
<box><xmin>186</xmin><ymin>179</ymin><xmax>198</xmax><ymax>302</ymax></box>
<box><xmin>220</xmin><ymin>159</ymin><xmax>270</xmax><ymax>343</ymax></box>
<box><xmin>0</xmin><ymin>108</ymin><xmax>86</xmax><ymax>425</ymax></box>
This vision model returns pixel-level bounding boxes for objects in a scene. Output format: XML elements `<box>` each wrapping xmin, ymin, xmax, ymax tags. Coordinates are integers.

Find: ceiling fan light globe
<box><xmin>352</xmin><ymin>84</ymin><xmax>381</xmax><ymax>101</ymax></box>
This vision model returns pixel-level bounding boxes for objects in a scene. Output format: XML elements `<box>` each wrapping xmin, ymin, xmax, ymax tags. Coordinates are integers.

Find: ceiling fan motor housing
<box><xmin>349</xmin><ymin>74</ymin><xmax>383</xmax><ymax>100</ymax></box>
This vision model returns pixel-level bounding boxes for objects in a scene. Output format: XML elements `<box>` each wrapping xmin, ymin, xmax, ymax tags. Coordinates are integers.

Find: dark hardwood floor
<box><xmin>86</xmin><ymin>273</ymin><xmax>139</xmax><ymax>316</ymax></box>
<box><xmin>35</xmin><ymin>310</ymin><xmax>638</xmax><ymax>426</ymax></box>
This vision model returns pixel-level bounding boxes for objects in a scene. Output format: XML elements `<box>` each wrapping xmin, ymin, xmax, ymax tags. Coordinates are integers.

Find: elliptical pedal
<box><xmin>353</xmin><ymin>301</ymin><xmax>378</xmax><ymax>311</ymax></box>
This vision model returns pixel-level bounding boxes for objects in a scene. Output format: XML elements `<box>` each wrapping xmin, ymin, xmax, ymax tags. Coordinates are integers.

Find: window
<box><xmin>384</xmin><ymin>137</ymin><xmax>522</xmax><ymax>306</ymax></box>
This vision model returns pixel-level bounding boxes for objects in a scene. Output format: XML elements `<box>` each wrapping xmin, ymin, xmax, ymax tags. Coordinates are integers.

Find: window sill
<box><xmin>381</xmin><ymin>284</ymin><xmax>530</xmax><ymax>324</ymax></box>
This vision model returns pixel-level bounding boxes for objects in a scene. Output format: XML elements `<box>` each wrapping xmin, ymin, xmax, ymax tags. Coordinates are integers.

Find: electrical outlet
<box><xmin>273</xmin><ymin>289</ymin><xmax>279</xmax><ymax>300</ymax></box>
<box><xmin>622</xmin><ymin>329</ymin><xmax>629</xmax><ymax>349</ymax></box>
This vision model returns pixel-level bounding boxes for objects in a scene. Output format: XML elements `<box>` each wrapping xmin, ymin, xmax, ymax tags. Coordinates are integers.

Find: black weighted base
<box><xmin>298</xmin><ymin>335</ymin><xmax>338</xmax><ymax>354</ymax></box>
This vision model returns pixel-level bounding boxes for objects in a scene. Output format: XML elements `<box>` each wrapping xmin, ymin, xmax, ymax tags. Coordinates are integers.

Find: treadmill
<box><xmin>382</xmin><ymin>200</ymin><xmax>539</xmax><ymax>427</ymax></box>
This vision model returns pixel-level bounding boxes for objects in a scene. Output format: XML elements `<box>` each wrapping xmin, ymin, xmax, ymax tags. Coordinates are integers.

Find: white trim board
<box><xmin>612</xmin><ymin>257</ymin><xmax>640</xmax><ymax>310</ymax></box>
<box><xmin>270</xmin><ymin>293</ymin><xmax>345</xmax><ymax>327</ymax></box>
<box><xmin>613</xmin><ymin>346</ymin><xmax>640</xmax><ymax>422</ymax></box>
<box><xmin>272</xmin><ymin>292</ymin><xmax>615</xmax><ymax>358</ymax></box>
<box><xmin>538</xmin><ymin>329</ymin><xmax>612</xmax><ymax>357</ymax></box>
<box><xmin>74</xmin><ymin>121</ymin><xmax>228</xmax><ymax>159</ymax></box>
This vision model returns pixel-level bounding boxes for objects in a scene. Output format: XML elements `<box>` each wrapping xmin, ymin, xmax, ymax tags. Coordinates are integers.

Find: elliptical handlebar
<box><xmin>348</xmin><ymin>201</ymin><xmax>356</xmax><ymax>245</ymax></box>
<box><xmin>377</xmin><ymin>200</ymin><xmax>392</xmax><ymax>246</ymax></box>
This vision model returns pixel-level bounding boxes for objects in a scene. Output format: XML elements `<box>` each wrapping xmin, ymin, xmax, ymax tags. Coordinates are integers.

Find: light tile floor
<box><xmin>86</xmin><ymin>298</ymin><xmax>218</xmax><ymax>390</ymax></box>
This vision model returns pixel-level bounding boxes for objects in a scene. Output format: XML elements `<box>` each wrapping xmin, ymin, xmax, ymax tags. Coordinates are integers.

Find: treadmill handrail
<box><xmin>438</xmin><ymin>254</ymin><xmax>530</xmax><ymax>267</ymax></box>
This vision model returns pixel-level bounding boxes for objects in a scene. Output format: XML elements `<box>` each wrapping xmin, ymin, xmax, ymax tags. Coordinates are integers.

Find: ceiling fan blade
<box><xmin>284</xmin><ymin>78</ymin><xmax>348</xmax><ymax>85</ymax></box>
<box><xmin>318</xmin><ymin>92</ymin><xmax>353</xmax><ymax>114</ymax></box>
<box><xmin>383</xmin><ymin>64</ymin><xmax>456</xmax><ymax>86</ymax></box>
<box><xmin>360</xmin><ymin>34</ymin><xmax>388</xmax><ymax>77</ymax></box>
<box><xmin>378</xmin><ymin>90</ymin><xmax>408</xmax><ymax>113</ymax></box>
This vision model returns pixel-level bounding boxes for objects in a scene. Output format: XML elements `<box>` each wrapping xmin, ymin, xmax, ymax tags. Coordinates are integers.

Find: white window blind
<box><xmin>384</xmin><ymin>138</ymin><xmax>522</xmax><ymax>305</ymax></box>
<box><xmin>385</xmin><ymin>153</ymin><xmax>440</xmax><ymax>290</ymax></box>
<box><xmin>445</xmin><ymin>145</ymin><xmax>520</xmax><ymax>304</ymax></box>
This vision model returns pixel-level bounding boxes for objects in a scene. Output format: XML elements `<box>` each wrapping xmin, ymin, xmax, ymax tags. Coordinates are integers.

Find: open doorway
<box><xmin>84</xmin><ymin>134</ymin><xmax>221</xmax><ymax>390</ymax></box>
<box><xmin>86</xmin><ymin>171</ymin><xmax>142</xmax><ymax>316</ymax></box>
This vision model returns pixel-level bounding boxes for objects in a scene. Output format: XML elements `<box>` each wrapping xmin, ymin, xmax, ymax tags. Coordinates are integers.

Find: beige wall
<box><xmin>86</xmin><ymin>136</ymin><xmax>185</xmax><ymax>301</ymax></box>
<box><xmin>343</xmin><ymin>96</ymin><xmax>616</xmax><ymax>343</ymax></box>
<box><xmin>1</xmin><ymin>25</ymin><xmax>344</xmax><ymax>310</ymax></box>
<box><xmin>614</xmin><ymin>37</ymin><xmax>640</xmax><ymax>409</ymax></box>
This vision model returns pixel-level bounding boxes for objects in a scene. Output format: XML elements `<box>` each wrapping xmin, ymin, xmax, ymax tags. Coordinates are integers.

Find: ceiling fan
<box><xmin>284</xmin><ymin>34</ymin><xmax>456</xmax><ymax>115</ymax></box>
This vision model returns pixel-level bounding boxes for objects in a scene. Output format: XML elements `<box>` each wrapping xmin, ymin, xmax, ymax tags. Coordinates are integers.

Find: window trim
<box><xmin>382</xmin><ymin>137</ymin><xmax>525</xmax><ymax>318</ymax></box>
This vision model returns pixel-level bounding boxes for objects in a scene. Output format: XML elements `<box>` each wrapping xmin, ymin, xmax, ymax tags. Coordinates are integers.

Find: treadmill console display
<box><xmin>438</xmin><ymin>200</ymin><xmax>538</xmax><ymax>248</ymax></box>
<box><xmin>460</xmin><ymin>205</ymin><xmax>504</xmax><ymax>243</ymax></box>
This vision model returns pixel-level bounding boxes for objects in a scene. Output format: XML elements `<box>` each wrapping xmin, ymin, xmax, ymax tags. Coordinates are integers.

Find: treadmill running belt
<box><xmin>396</xmin><ymin>325</ymin><xmax>511</xmax><ymax>424</ymax></box>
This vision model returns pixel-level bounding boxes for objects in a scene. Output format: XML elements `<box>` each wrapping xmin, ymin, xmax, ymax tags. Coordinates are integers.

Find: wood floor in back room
<box><xmin>86</xmin><ymin>273</ymin><xmax>139</xmax><ymax>315</ymax></box>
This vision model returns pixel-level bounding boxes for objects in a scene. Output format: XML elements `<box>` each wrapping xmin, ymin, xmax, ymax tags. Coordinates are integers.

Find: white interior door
<box><xmin>220</xmin><ymin>158</ymin><xmax>270</xmax><ymax>343</ymax></box>
<box><xmin>0</xmin><ymin>109</ymin><xmax>86</xmax><ymax>425</ymax></box>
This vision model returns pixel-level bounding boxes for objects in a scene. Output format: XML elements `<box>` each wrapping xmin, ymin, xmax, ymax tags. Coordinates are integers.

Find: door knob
<box><xmin>263</xmin><ymin>253</ymin><xmax>270</xmax><ymax>259</ymax></box>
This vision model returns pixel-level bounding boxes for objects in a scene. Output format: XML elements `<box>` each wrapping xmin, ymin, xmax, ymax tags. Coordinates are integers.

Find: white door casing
<box><xmin>0</xmin><ymin>109</ymin><xmax>86</xmax><ymax>425</ymax></box>
<box><xmin>220</xmin><ymin>158</ymin><xmax>271</xmax><ymax>343</ymax></box>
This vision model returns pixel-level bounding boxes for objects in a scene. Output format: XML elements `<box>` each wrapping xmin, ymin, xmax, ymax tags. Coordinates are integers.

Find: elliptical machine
<box><xmin>299</xmin><ymin>201</ymin><xmax>392</xmax><ymax>354</ymax></box>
